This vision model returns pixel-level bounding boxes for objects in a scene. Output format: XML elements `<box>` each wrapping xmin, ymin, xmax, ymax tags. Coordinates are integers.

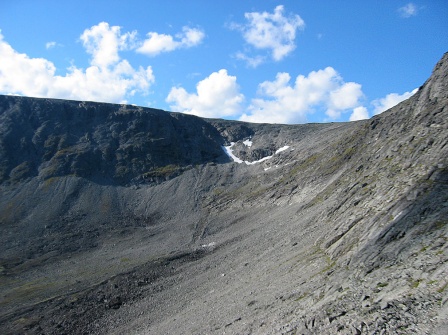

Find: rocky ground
<box><xmin>0</xmin><ymin>53</ymin><xmax>447</xmax><ymax>334</ymax></box>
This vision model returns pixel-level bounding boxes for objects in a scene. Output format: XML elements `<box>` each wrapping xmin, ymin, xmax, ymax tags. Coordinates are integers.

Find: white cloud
<box><xmin>234</xmin><ymin>52</ymin><xmax>265</xmax><ymax>68</ymax></box>
<box><xmin>232</xmin><ymin>5</ymin><xmax>305</xmax><ymax>64</ymax></box>
<box><xmin>398</xmin><ymin>3</ymin><xmax>418</xmax><ymax>18</ymax></box>
<box><xmin>166</xmin><ymin>69</ymin><xmax>244</xmax><ymax>118</ymax></box>
<box><xmin>0</xmin><ymin>24</ymin><xmax>154</xmax><ymax>103</ymax></box>
<box><xmin>136</xmin><ymin>26</ymin><xmax>204</xmax><ymax>56</ymax></box>
<box><xmin>329</xmin><ymin>82</ymin><xmax>363</xmax><ymax>110</ymax></box>
<box><xmin>45</xmin><ymin>41</ymin><xmax>57</xmax><ymax>49</ymax></box>
<box><xmin>240</xmin><ymin>67</ymin><xmax>364</xmax><ymax>124</ymax></box>
<box><xmin>179</xmin><ymin>26</ymin><xmax>205</xmax><ymax>47</ymax></box>
<box><xmin>349</xmin><ymin>106</ymin><xmax>369</xmax><ymax>121</ymax></box>
<box><xmin>138</xmin><ymin>32</ymin><xmax>178</xmax><ymax>55</ymax></box>
<box><xmin>327</xmin><ymin>82</ymin><xmax>364</xmax><ymax>119</ymax></box>
<box><xmin>80</xmin><ymin>22</ymin><xmax>137</xmax><ymax>68</ymax></box>
<box><xmin>372</xmin><ymin>88</ymin><xmax>418</xmax><ymax>114</ymax></box>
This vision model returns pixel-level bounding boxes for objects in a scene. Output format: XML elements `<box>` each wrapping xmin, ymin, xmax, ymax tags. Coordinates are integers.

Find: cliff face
<box><xmin>0</xmin><ymin>53</ymin><xmax>447</xmax><ymax>335</ymax></box>
<box><xmin>0</xmin><ymin>97</ymin><xmax>227</xmax><ymax>185</ymax></box>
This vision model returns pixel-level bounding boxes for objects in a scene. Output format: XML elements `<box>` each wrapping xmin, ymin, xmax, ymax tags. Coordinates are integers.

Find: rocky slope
<box><xmin>0</xmin><ymin>52</ymin><xmax>447</xmax><ymax>334</ymax></box>
<box><xmin>0</xmin><ymin>97</ymin><xmax>229</xmax><ymax>186</ymax></box>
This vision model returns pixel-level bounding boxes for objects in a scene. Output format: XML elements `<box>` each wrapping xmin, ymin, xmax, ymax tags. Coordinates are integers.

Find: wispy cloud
<box><xmin>398</xmin><ymin>3</ymin><xmax>419</xmax><ymax>18</ymax></box>
<box><xmin>136</xmin><ymin>26</ymin><xmax>205</xmax><ymax>56</ymax></box>
<box><xmin>234</xmin><ymin>52</ymin><xmax>265</xmax><ymax>68</ymax></box>
<box><xmin>231</xmin><ymin>5</ymin><xmax>305</xmax><ymax>66</ymax></box>
<box><xmin>45</xmin><ymin>41</ymin><xmax>58</xmax><ymax>49</ymax></box>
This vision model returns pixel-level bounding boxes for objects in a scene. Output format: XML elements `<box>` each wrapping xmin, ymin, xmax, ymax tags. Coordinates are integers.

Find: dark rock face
<box><xmin>0</xmin><ymin>98</ymin><xmax>227</xmax><ymax>185</ymax></box>
<box><xmin>0</xmin><ymin>53</ymin><xmax>447</xmax><ymax>335</ymax></box>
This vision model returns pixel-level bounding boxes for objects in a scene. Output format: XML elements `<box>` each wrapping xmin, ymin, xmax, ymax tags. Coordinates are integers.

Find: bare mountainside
<box><xmin>0</xmin><ymin>53</ymin><xmax>447</xmax><ymax>334</ymax></box>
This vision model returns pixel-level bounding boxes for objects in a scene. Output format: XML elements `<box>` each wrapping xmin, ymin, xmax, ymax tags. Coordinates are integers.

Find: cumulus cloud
<box><xmin>327</xmin><ymin>82</ymin><xmax>364</xmax><ymax>119</ymax></box>
<box><xmin>240</xmin><ymin>67</ymin><xmax>364</xmax><ymax>124</ymax></box>
<box><xmin>136</xmin><ymin>26</ymin><xmax>204</xmax><ymax>56</ymax></box>
<box><xmin>398</xmin><ymin>3</ymin><xmax>418</xmax><ymax>18</ymax></box>
<box><xmin>166</xmin><ymin>69</ymin><xmax>244</xmax><ymax>118</ymax></box>
<box><xmin>232</xmin><ymin>5</ymin><xmax>305</xmax><ymax>65</ymax></box>
<box><xmin>80</xmin><ymin>22</ymin><xmax>137</xmax><ymax>68</ymax></box>
<box><xmin>349</xmin><ymin>106</ymin><xmax>369</xmax><ymax>121</ymax></box>
<box><xmin>0</xmin><ymin>24</ymin><xmax>154</xmax><ymax>103</ymax></box>
<box><xmin>372</xmin><ymin>88</ymin><xmax>418</xmax><ymax>115</ymax></box>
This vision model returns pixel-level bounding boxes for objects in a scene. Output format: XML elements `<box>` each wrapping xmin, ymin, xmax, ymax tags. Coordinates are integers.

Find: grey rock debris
<box><xmin>0</xmin><ymin>52</ymin><xmax>447</xmax><ymax>334</ymax></box>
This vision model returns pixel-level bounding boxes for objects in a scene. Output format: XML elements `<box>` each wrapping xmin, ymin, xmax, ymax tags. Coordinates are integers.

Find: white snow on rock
<box><xmin>200</xmin><ymin>242</ymin><xmax>216</xmax><ymax>251</ymax></box>
<box><xmin>223</xmin><ymin>143</ymin><xmax>243</xmax><ymax>163</ymax></box>
<box><xmin>275</xmin><ymin>146</ymin><xmax>290</xmax><ymax>154</ymax></box>
<box><xmin>243</xmin><ymin>139</ymin><xmax>253</xmax><ymax>147</ymax></box>
<box><xmin>223</xmin><ymin>143</ymin><xmax>290</xmax><ymax>166</ymax></box>
<box><xmin>244</xmin><ymin>155</ymin><xmax>273</xmax><ymax>165</ymax></box>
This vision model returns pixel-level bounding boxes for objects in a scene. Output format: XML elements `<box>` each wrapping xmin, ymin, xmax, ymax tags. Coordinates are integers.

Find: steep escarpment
<box><xmin>0</xmin><ymin>97</ymin><xmax>227</xmax><ymax>186</ymax></box>
<box><xmin>0</xmin><ymin>53</ymin><xmax>447</xmax><ymax>334</ymax></box>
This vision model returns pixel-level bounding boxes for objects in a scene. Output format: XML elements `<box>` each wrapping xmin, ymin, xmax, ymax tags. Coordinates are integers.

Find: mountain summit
<box><xmin>0</xmin><ymin>53</ymin><xmax>447</xmax><ymax>334</ymax></box>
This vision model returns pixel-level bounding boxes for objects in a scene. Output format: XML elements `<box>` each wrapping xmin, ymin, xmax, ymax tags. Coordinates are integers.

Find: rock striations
<box><xmin>0</xmin><ymin>98</ymin><xmax>226</xmax><ymax>186</ymax></box>
<box><xmin>0</xmin><ymin>52</ymin><xmax>447</xmax><ymax>334</ymax></box>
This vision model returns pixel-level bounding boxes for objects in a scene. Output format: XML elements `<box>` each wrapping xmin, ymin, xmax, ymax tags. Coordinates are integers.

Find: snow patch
<box><xmin>223</xmin><ymin>143</ymin><xmax>243</xmax><ymax>163</ymax></box>
<box><xmin>244</xmin><ymin>155</ymin><xmax>273</xmax><ymax>165</ymax></box>
<box><xmin>275</xmin><ymin>146</ymin><xmax>290</xmax><ymax>154</ymax></box>
<box><xmin>201</xmin><ymin>242</ymin><xmax>216</xmax><ymax>250</ymax></box>
<box><xmin>223</xmin><ymin>142</ymin><xmax>291</xmax><ymax>166</ymax></box>
<box><xmin>243</xmin><ymin>139</ymin><xmax>253</xmax><ymax>147</ymax></box>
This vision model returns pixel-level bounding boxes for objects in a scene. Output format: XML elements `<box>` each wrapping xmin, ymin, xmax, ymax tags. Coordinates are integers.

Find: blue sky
<box><xmin>0</xmin><ymin>1</ymin><xmax>446</xmax><ymax>123</ymax></box>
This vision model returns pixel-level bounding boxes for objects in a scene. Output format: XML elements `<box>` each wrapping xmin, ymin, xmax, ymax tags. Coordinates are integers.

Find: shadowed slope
<box><xmin>0</xmin><ymin>97</ymin><xmax>227</xmax><ymax>185</ymax></box>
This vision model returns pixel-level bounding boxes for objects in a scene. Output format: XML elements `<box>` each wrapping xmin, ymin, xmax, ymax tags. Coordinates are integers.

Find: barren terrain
<box><xmin>0</xmin><ymin>53</ymin><xmax>447</xmax><ymax>334</ymax></box>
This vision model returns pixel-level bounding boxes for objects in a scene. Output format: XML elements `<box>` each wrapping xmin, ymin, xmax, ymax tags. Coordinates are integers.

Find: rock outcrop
<box><xmin>0</xmin><ymin>53</ymin><xmax>447</xmax><ymax>334</ymax></box>
<box><xmin>0</xmin><ymin>98</ymin><xmax>226</xmax><ymax>186</ymax></box>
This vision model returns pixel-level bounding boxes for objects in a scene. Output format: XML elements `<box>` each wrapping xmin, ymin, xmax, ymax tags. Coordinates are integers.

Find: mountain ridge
<box><xmin>0</xmin><ymin>96</ymin><xmax>229</xmax><ymax>186</ymax></box>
